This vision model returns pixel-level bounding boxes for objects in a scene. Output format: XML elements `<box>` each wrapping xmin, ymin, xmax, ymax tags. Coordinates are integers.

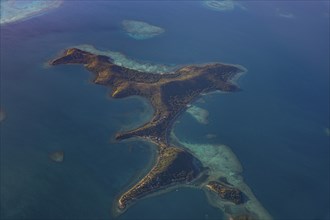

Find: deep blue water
<box><xmin>1</xmin><ymin>1</ymin><xmax>329</xmax><ymax>220</ymax></box>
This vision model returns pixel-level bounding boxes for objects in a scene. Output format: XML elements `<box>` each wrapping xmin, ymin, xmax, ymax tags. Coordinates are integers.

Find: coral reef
<box><xmin>122</xmin><ymin>20</ymin><xmax>165</xmax><ymax>40</ymax></box>
<box><xmin>0</xmin><ymin>0</ymin><xmax>62</xmax><ymax>25</ymax></box>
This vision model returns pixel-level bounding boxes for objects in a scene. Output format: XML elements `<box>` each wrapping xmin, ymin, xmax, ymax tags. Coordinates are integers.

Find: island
<box><xmin>50</xmin><ymin>48</ymin><xmax>272</xmax><ymax>220</ymax></box>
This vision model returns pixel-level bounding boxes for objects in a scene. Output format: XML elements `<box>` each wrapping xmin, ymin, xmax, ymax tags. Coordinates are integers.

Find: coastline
<box><xmin>112</xmin><ymin>139</ymin><xmax>158</xmax><ymax>217</ymax></box>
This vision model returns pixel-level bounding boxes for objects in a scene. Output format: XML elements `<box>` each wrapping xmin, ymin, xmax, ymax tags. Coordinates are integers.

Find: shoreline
<box><xmin>112</xmin><ymin>158</ymin><xmax>208</xmax><ymax>217</ymax></box>
<box><xmin>111</xmin><ymin>140</ymin><xmax>158</xmax><ymax>217</ymax></box>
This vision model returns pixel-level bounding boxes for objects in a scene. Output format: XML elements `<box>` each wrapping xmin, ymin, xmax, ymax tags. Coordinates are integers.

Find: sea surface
<box><xmin>1</xmin><ymin>1</ymin><xmax>329</xmax><ymax>219</ymax></box>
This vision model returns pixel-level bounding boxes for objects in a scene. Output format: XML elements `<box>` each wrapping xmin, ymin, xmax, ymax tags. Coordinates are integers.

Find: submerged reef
<box><xmin>276</xmin><ymin>8</ymin><xmax>295</xmax><ymax>19</ymax></box>
<box><xmin>202</xmin><ymin>0</ymin><xmax>245</xmax><ymax>12</ymax></box>
<box><xmin>186</xmin><ymin>105</ymin><xmax>209</xmax><ymax>124</ymax></box>
<box><xmin>206</xmin><ymin>133</ymin><xmax>217</xmax><ymax>139</ymax></box>
<box><xmin>73</xmin><ymin>44</ymin><xmax>174</xmax><ymax>74</ymax></box>
<box><xmin>122</xmin><ymin>20</ymin><xmax>165</xmax><ymax>40</ymax></box>
<box><xmin>49</xmin><ymin>47</ymin><xmax>271</xmax><ymax>219</ymax></box>
<box><xmin>171</xmin><ymin>136</ymin><xmax>272</xmax><ymax>220</ymax></box>
<box><xmin>0</xmin><ymin>108</ymin><xmax>6</xmax><ymax>122</ymax></box>
<box><xmin>49</xmin><ymin>150</ymin><xmax>64</xmax><ymax>163</ymax></box>
<box><xmin>325</xmin><ymin>127</ymin><xmax>330</xmax><ymax>137</ymax></box>
<box><xmin>206</xmin><ymin>181</ymin><xmax>245</xmax><ymax>205</ymax></box>
<box><xmin>0</xmin><ymin>0</ymin><xmax>62</xmax><ymax>25</ymax></box>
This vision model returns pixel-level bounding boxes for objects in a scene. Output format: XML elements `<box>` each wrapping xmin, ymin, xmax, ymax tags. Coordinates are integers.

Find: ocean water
<box><xmin>0</xmin><ymin>1</ymin><xmax>329</xmax><ymax>220</ymax></box>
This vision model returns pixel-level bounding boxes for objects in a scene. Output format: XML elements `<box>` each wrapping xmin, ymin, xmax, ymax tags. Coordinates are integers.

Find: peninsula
<box><xmin>50</xmin><ymin>48</ymin><xmax>271</xmax><ymax>220</ymax></box>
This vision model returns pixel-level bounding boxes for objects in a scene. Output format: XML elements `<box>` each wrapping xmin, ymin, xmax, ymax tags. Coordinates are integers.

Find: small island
<box><xmin>206</xmin><ymin>180</ymin><xmax>245</xmax><ymax>205</ymax></box>
<box><xmin>49</xmin><ymin>48</ymin><xmax>271</xmax><ymax>219</ymax></box>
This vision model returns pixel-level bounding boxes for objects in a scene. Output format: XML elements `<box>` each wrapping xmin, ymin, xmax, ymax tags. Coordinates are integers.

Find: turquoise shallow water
<box><xmin>1</xmin><ymin>1</ymin><xmax>329</xmax><ymax>219</ymax></box>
